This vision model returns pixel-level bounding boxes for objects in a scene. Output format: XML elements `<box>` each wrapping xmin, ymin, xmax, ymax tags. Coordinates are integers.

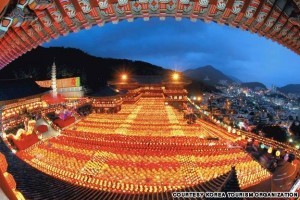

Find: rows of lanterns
<box><xmin>211</xmin><ymin>115</ymin><xmax>291</xmax><ymax>158</ymax></box>
<box><xmin>188</xmin><ymin>96</ymin><xmax>299</xmax><ymax>157</ymax></box>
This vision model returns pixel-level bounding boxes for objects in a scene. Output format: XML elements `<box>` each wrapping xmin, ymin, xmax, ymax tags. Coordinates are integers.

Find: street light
<box><xmin>121</xmin><ymin>74</ymin><xmax>128</xmax><ymax>81</ymax></box>
<box><xmin>172</xmin><ymin>73</ymin><xmax>179</xmax><ymax>81</ymax></box>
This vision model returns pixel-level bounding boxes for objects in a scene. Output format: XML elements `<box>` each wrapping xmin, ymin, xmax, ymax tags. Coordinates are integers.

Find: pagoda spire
<box><xmin>51</xmin><ymin>60</ymin><xmax>57</xmax><ymax>98</ymax></box>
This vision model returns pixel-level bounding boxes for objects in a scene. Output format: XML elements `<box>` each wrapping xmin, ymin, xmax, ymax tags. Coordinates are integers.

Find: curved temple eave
<box><xmin>0</xmin><ymin>0</ymin><xmax>299</xmax><ymax>69</ymax></box>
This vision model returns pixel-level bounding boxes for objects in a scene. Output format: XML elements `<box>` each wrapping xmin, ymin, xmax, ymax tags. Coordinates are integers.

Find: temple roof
<box><xmin>87</xmin><ymin>85</ymin><xmax>119</xmax><ymax>98</ymax></box>
<box><xmin>0</xmin><ymin>0</ymin><xmax>300</xmax><ymax>69</ymax></box>
<box><xmin>0</xmin><ymin>0</ymin><xmax>10</xmax><ymax>18</ymax></box>
<box><xmin>0</xmin><ymin>78</ymin><xmax>49</xmax><ymax>101</ymax></box>
<box><xmin>110</xmin><ymin>75</ymin><xmax>191</xmax><ymax>85</ymax></box>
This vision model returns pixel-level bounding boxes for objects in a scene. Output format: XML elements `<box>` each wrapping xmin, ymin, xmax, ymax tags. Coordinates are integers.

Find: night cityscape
<box><xmin>0</xmin><ymin>0</ymin><xmax>300</xmax><ymax>200</ymax></box>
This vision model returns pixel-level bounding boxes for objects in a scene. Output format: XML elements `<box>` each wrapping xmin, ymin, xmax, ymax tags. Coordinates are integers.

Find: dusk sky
<box><xmin>43</xmin><ymin>18</ymin><xmax>300</xmax><ymax>87</ymax></box>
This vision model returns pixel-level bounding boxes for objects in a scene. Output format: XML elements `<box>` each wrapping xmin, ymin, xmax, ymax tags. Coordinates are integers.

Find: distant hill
<box><xmin>241</xmin><ymin>82</ymin><xmax>267</xmax><ymax>90</ymax></box>
<box><xmin>186</xmin><ymin>80</ymin><xmax>220</xmax><ymax>95</ymax></box>
<box><xmin>0</xmin><ymin>47</ymin><xmax>218</xmax><ymax>93</ymax></box>
<box><xmin>227</xmin><ymin>75</ymin><xmax>242</xmax><ymax>83</ymax></box>
<box><xmin>279</xmin><ymin>84</ymin><xmax>300</xmax><ymax>94</ymax></box>
<box><xmin>183</xmin><ymin>65</ymin><xmax>234</xmax><ymax>85</ymax></box>
<box><xmin>265</xmin><ymin>93</ymin><xmax>287</xmax><ymax>99</ymax></box>
<box><xmin>0</xmin><ymin>47</ymin><xmax>170</xmax><ymax>90</ymax></box>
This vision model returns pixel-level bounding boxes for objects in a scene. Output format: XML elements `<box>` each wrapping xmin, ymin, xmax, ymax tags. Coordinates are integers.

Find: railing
<box><xmin>188</xmin><ymin>97</ymin><xmax>300</xmax><ymax>159</ymax></box>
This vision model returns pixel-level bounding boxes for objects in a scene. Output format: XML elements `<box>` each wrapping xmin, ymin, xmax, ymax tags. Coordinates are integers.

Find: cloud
<box><xmin>43</xmin><ymin>18</ymin><xmax>300</xmax><ymax>87</ymax></box>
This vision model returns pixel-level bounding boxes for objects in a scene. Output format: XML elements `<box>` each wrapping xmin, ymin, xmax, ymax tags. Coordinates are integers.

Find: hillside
<box><xmin>0</xmin><ymin>47</ymin><xmax>170</xmax><ymax>90</ymax></box>
<box><xmin>227</xmin><ymin>75</ymin><xmax>242</xmax><ymax>83</ymax></box>
<box><xmin>0</xmin><ymin>47</ymin><xmax>218</xmax><ymax>93</ymax></box>
<box><xmin>186</xmin><ymin>80</ymin><xmax>220</xmax><ymax>95</ymax></box>
<box><xmin>241</xmin><ymin>82</ymin><xmax>267</xmax><ymax>90</ymax></box>
<box><xmin>279</xmin><ymin>84</ymin><xmax>300</xmax><ymax>95</ymax></box>
<box><xmin>183</xmin><ymin>65</ymin><xmax>234</xmax><ymax>86</ymax></box>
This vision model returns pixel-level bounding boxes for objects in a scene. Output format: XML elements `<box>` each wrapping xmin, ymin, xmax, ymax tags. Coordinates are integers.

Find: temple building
<box><xmin>109</xmin><ymin>74</ymin><xmax>191</xmax><ymax>105</ymax></box>
<box><xmin>0</xmin><ymin>79</ymin><xmax>49</xmax><ymax>132</ymax></box>
<box><xmin>36</xmin><ymin>63</ymin><xmax>83</xmax><ymax>98</ymax></box>
<box><xmin>87</xmin><ymin>85</ymin><xmax>122</xmax><ymax>114</ymax></box>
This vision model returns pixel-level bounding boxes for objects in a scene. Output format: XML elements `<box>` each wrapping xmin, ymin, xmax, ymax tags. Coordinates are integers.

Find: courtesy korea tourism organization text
<box><xmin>172</xmin><ymin>192</ymin><xmax>299</xmax><ymax>198</ymax></box>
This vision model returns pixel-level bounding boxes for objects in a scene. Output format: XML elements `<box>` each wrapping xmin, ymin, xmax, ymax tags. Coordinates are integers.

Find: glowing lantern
<box><xmin>276</xmin><ymin>151</ymin><xmax>280</xmax><ymax>157</ymax></box>
<box><xmin>260</xmin><ymin>144</ymin><xmax>265</xmax><ymax>149</ymax></box>
<box><xmin>268</xmin><ymin>147</ymin><xmax>273</xmax><ymax>154</ymax></box>
<box><xmin>232</xmin><ymin>129</ymin><xmax>236</xmax><ymax>134</ymax></box>
<box><xmin>237</xmin><ymin>131</ymin><xmax>241</xmax><ymax>136</ymax></box>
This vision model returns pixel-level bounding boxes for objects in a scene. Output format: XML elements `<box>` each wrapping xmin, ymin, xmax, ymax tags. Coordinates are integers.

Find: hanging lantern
<box><xmin>268</xmin><ymin>147</ymin><xmax>273</xmax><ymax>154</ymax></box>
<box><xmin>237</xmin><ymin>131</ymin><xmax>241</xmax><ymax>136</ymax></box>
<box><xmin>260</xmin><ymin>144</ymin><xmax>265</xmax><ymax>149</ymax></box>
<box><xmin>232</xmin><ymin>129</ymin><xmax>236</xmax><ymax>134</ymax></box>
<box><xmin>276</xmin><ymin>150</ymin><xmax>280</xmax><ymax>157</ymax></box>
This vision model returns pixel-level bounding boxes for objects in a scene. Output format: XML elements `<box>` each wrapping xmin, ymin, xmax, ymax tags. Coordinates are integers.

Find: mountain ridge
<box><xmin>183</xmin><ymin>65</ymin><xmax>234</xmax><ymax>85</ymax></box>
<box><xmin>240</xmin><ymin>82</ymin><xmax>267</xmax><ymax>90</ymax></box>
<box><xmin>279</xmin><ymin>84</ymin><xmax>300</xmax><ymax>94</ymax></box>
<box><xmin>0</xmin><ymin>46</ymin><xmax>219</xmax><ymax>94</ymax></box>
<box><xmin>2</xmin><ymin>47</ymin><xmax>298</xmax><ymax>94</ymax></box>
<box><xmin>0</xmin><ymin>46</ymin><xmax>169</xmax><ymax>90</ymax></box>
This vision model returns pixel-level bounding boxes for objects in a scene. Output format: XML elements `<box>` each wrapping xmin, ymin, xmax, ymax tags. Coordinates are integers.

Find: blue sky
<box><xmin>43</xmin><ymin>18</ymin><xmax>300</xmax><ymax>87</ymax></box>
